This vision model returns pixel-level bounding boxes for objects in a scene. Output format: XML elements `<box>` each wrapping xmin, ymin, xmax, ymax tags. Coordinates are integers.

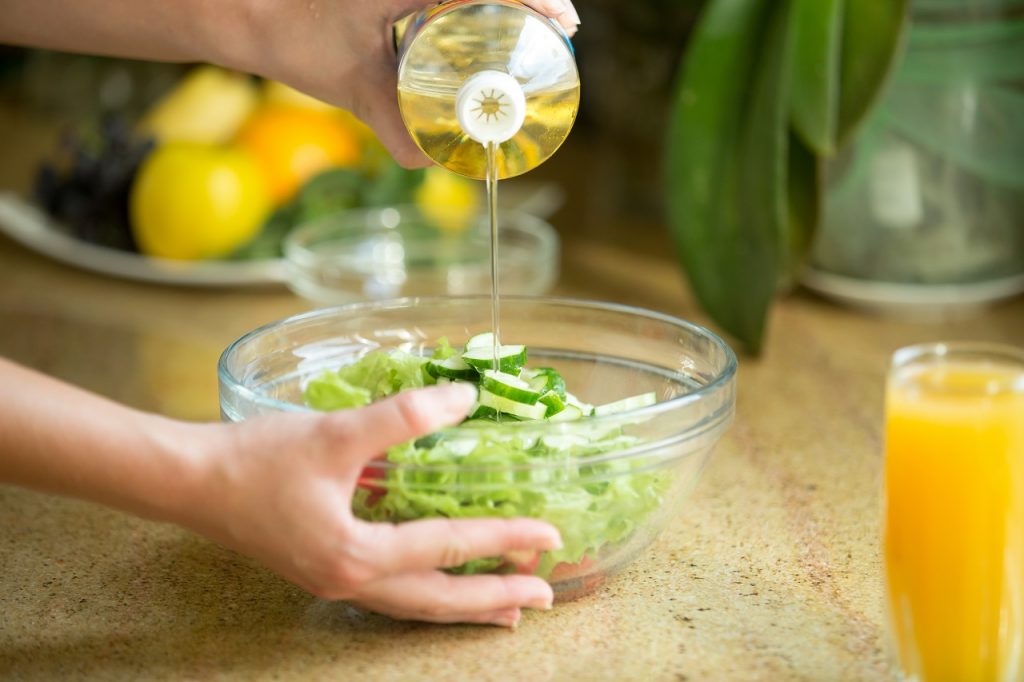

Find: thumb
<box><xmin>333</xmin><ymin>383</ymin><xmax>477</xmax><ymax>467</ymax></box>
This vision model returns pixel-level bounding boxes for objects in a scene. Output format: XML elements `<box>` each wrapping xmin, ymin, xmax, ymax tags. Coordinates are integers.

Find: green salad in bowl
<box><xmin>219</xmin><ymin>297</ymin><xmax>736</xmax><ymax>599</ymax></box>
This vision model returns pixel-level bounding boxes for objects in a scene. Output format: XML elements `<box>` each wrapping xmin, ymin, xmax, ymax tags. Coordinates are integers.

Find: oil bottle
<box><xmin>395</xmin><ymin>0</ymin><xmax>580</xmax><ymax>180</ymax></box>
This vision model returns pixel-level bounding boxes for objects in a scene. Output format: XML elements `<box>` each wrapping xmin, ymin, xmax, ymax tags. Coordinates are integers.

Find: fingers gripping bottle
<box><xmin>395</xmin><ymin>0</ymin><xmax>580</xmax><ymax>179</ymax></box>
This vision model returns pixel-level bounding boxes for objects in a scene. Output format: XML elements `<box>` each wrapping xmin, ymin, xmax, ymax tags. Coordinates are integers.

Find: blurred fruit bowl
<box><xmin>6</xmin><ymin>64</ymin><xmax>562</xmax><ymax>286</ymax></box>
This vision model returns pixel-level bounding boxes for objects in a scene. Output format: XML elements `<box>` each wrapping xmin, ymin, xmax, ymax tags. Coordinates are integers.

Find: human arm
<box><xmin>0</xmin><ymin>0</ymin><xmax>580</xmax><ymax>166</ymax></box>
<box><xmin>0</xmin><ymin>358</ymin><xmax>561</xmax><ymax>626</ymax></box>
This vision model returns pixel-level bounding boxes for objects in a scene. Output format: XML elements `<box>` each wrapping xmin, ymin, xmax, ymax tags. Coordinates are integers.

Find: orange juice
<box><xmin>884</xmin><ymin>357</ymin><xmax>1024</xmax><ymax>682</ymax></box>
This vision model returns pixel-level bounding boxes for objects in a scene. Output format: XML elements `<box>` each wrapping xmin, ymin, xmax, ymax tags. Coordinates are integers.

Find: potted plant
<box><xmin>806</xmin><ymin>0</ymin><xmax>1024</xmax><ymax>315</ymax></box>
<box><xmin>666</xmin><ymin>0</ymin><xmax>909</xmax><ymax>354</ymax></box>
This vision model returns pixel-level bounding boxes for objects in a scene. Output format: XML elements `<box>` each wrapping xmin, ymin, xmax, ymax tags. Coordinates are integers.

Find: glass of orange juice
<box><xmin>884</xmin><ymin>343</ymin><xmax>1024</xmax><ymax>682</ymax></box>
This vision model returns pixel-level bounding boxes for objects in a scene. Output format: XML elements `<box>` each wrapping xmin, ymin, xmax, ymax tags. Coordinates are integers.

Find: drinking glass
<box><xmin>884</xmin><ymin>342</ymin><xmax>1024</xmax><ymax>681</ymax></box>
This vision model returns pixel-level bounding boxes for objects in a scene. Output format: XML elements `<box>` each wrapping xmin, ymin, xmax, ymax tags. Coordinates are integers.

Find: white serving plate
<box><xmin>0</xmin><ymin>181</ymin><xmax>565</xmax><ymax>288</ymax></box>
<box><xmin>802</xmin><ymin>266</ymin><xmax>1024</xmax><ymax>320</ymax></box>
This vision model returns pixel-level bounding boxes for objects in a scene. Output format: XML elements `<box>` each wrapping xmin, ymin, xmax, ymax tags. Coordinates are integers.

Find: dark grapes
<box><xmin>33</xmin><ymin>113</ymin><xmax>155</xmax><ymax>252</ymax></box>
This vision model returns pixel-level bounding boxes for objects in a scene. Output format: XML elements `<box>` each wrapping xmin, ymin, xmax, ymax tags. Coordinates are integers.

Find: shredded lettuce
<box><xmin>304</xmin><ymin>340</ymin><xmax>668</xmax><ymax>579</ymax></box>
<box><xmin>431</xmin><ymin>336</ymin><xmax>458</xmax><ymax>360</ymax></box>
<box><xmin>303</xmin><ymin>349</ymin><xmax>432</xmax><ymax>408</ymax></box>
<box><xmin>303</xmin><ymin>376</ymin><xmax>372</xmax><ymax>410</ymax></box>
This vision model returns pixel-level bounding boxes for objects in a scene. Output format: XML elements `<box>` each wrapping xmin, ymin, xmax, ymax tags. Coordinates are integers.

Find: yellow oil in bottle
<box><xmin>396</xmin><ymin>0</ymin><xmax>580</xmax><ymax>180</ymax></box>
<box><xmin>398</xmin><ymin>84</ymin><xmax>580</xmax><ymax>179</ymax></box>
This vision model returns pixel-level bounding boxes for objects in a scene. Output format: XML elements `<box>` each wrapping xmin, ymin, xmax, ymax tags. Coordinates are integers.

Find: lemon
<box><xmin>414</xmin><ymin>166</ymin><xmax>481</xmax><ymax>233</ymax></box>
<box><xmin>140</xmin><ymin>66</ymin><xmax>259</xmax><ymax>145</ymax></box>
<box><xmin>130</xmin><ymin>143</ymin><xmax>270</xmax><ymax>260</ymax></box>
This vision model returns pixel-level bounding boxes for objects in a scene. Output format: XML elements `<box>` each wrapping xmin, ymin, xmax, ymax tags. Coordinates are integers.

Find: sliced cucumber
<box><xmin>594</xmin><ymin>391</ymin><xmax>657</xmax><ymax>416</ymax></box>
<box><xmin>548</xmin><ymin>403</ymin><xmax>584</xmax><ymax>422</ymax></box>
<box><xmin>426</xmin><ymin>355</ymin><xmax>479</xmax><ymax>381</ymax></box>
<box><xmin>463</xmin><ymin>413</ymin><xmax>502</xmax><ymax>425</ymax></box>
<box><xmin>480</xmin><ymin>370</ymin><xmax>542</xmax><ymax>404</ymax></box>
<box><xmin>462</xmin><ymin>345</ymin><xmax>528</xmax><ymax>374</ymax></box>
<box><xmin>469</xmin><ymin>405</ymin><xmax>493</xmax><ymax>420</ymax></box>
<box><xmin>412</xmin><ymin>435</ymin><xmax>480</xmax><ymax>456</ymax></box>
<box><xmin>464</xmin><ymin>332</ymin><xmax>495</xmax><ymax>351</ymax></box>
<box><xmin>539</xmin><ymin>390</ymin><xmax>566</xmax><ymax>417</ymax></box>
<box><xmin>564</xmin><ymin>391</ymin><xmax>595</xmax><ymax>417</ymax></box>
<box><xmin>469</xmin><ymin>405</ymin><xmax>510</xmax><ymax>421</ymax></box>
<box><xmin>526</xmin><ymin>367</ymin><xmax>567</xmax><ymax>398</ymax></box>
<box><xmin>414</xmin><ymin>432</ymin><xmax>443</xmax><ymax>449</ymax></box>
<box><xmin>478</xmin><ymin>388</ymin><xmax>547</xmax><ymax>420</ymax></box>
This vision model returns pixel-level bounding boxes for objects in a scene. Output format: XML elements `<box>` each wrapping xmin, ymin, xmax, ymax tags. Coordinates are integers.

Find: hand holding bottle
<box><xmin>228</xmin><ymin>0</ymin><xmax>581</xmax><ymax>168</ymax></box>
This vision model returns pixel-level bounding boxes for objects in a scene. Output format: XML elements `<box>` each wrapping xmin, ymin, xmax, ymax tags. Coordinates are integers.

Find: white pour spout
<box><xmin>455</xmin><ymin>70</ymin><xmax>526</xmax><ymax>145</ymax></box>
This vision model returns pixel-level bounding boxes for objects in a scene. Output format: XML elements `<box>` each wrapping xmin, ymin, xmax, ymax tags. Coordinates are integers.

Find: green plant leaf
<box><xmin>788</xmin><ymin>0</ymin><xmax>844</xmax><ymax>155</ymax></box>
<box><xmin>666</xmin><ymin>0</ymin><xmax>793</xmax><ymax>355</ymax></box>
<box><xmin>836</xmin><ymin>0</ymin><xmax>910</xmax><ymax>144</ymax></box>
<box><xmin>229</xmin><ymin>204</ymin><xmax>298</xmax><ymax>261</ymax></box>
<box><xmin>665</xmin><ymin>0</ymin><xmax>909</xmax><ymax>354</ymax></box>
<box><xmin>361</xmin><ymin>159</ymin><xmax>426</xmax><ymax>207</ymax></box>
<box><xmin>781</xmin><ymin>132</ymin><xmax>821</xmax><ymax>286</ymax></box>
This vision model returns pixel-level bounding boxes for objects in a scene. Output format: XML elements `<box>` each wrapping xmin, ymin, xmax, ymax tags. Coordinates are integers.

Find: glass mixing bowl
<box><xmin>218</xmin><ymin>297</ymin><xmax>737</xmax><ymax>600</ymax></box>
<box><xmin>283</xmin><ymin>206</ymin><xmax>558</xmax><ymax>305</ymax></box>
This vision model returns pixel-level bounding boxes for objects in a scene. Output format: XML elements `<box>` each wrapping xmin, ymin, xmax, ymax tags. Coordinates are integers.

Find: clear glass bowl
<box><xmin>218</xmin><ymin>297</ymin><xmax>737</xmax><ymax>600</ymax></box>
<box><xmin>283</xmin><ymin>206</ymin><xmax>558</xmax><ymax>305</ymax></box>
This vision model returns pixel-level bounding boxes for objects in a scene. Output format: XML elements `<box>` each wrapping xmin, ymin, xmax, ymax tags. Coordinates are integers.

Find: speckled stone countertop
<box><xmin>2</xmin><ymin>109</ymin><xmax>1024</xmax><ymax>680</ymax></box>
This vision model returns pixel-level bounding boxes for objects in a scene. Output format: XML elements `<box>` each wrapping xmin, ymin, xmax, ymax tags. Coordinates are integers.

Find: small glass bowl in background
<box><xmin>218</xmin><ymin>297</ymin><xmax>737</xmax><ymax>600</ymax></box>
<box><xmin>283</xmin><ymin>206</ymin><xmax>559</xmax><ymax>305</ymax></box>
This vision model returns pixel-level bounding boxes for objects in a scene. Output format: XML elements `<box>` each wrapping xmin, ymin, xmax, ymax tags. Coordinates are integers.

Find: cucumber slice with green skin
<box><xmin>526</xmin><ymin>367</ymin><xmax>567</xmax><ymax>398</ymax></box>
<box><xmin>539</xmin><ymin>391</ymin><xmax>566</xmax><ymax>417</ymax></box>
<box><xmin>564</xmin><ymin>392</ymin><xmax>595</xmax><ymax>417</ymax></box>
<box><xmin>548</xmin><ymin>404</ymin><xmax>584</xmax><ymax>422</ymax></box>
<box><xmin>414</xmin><ymin>432</ymin><xmax>443</xmax><ymax>449</ymax></box>
<box><xmin>480</xmin><ymin>370</ymin><xmax>542</xmax><ymax>404</ymax></box>
<box><xmin>413</xmin><ymin>435</ymin><xmax>480</xmax><ymax>456</ymax></box>
<box><xmin>463</xmin><ymin>412</ymin><xmax>505</xmax><ymax>425</ymax></box>
<box><xmin>462</xmin><ymin>345</ymin><xmax>528</xmax><ymax>374</ymax></box>
<box><xmin>594</xmin><ymin>391</ymin><xmax>657</xmax><ymax>416</ymax></box>
<box><xmin>464</xmin><ymin>332</ymin><xmax>495</xmax><ymax>351</ymax></box>
<box><xmin>478</xmin><ymin>388</ymin><xmax>547</xmax><ymax>420</ymax></box>
<box><xmin>426</xmin><ymin>355</ymin><xmax>479</xmax><ymax>381</ymax></box>
<box><xmin>468</xmin><ymin>405</ymin><xmax>518</xmax><ymax>421</ymax></box>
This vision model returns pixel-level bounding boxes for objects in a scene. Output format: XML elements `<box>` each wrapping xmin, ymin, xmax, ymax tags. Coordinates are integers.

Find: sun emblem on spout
<box><xmin>471</xmin><ymin>89</ymin><xmax>508</xmax><ymax>123</ymax></box>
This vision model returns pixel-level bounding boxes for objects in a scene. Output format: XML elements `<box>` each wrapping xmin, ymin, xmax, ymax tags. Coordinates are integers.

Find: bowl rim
<box><xmin>282</xmin><ymin>204</ymin><xmax>559</xmax><ymax>270</ymax></box>
<box><xmin>218</xmin><ymin>295</ymin><xmax>738</xmax><ymax>468</ymax></box>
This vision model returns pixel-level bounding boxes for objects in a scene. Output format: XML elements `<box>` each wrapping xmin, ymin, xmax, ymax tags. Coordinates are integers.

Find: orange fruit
<box><xmin>260</xmin><ymin>81</ymin><xmax>377</xmax><ymax>143</ymax></box>
<box><xmin>235</xmin><ymin>106</ymin><xmax>361</xmax><ymax>202</ymax></box>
